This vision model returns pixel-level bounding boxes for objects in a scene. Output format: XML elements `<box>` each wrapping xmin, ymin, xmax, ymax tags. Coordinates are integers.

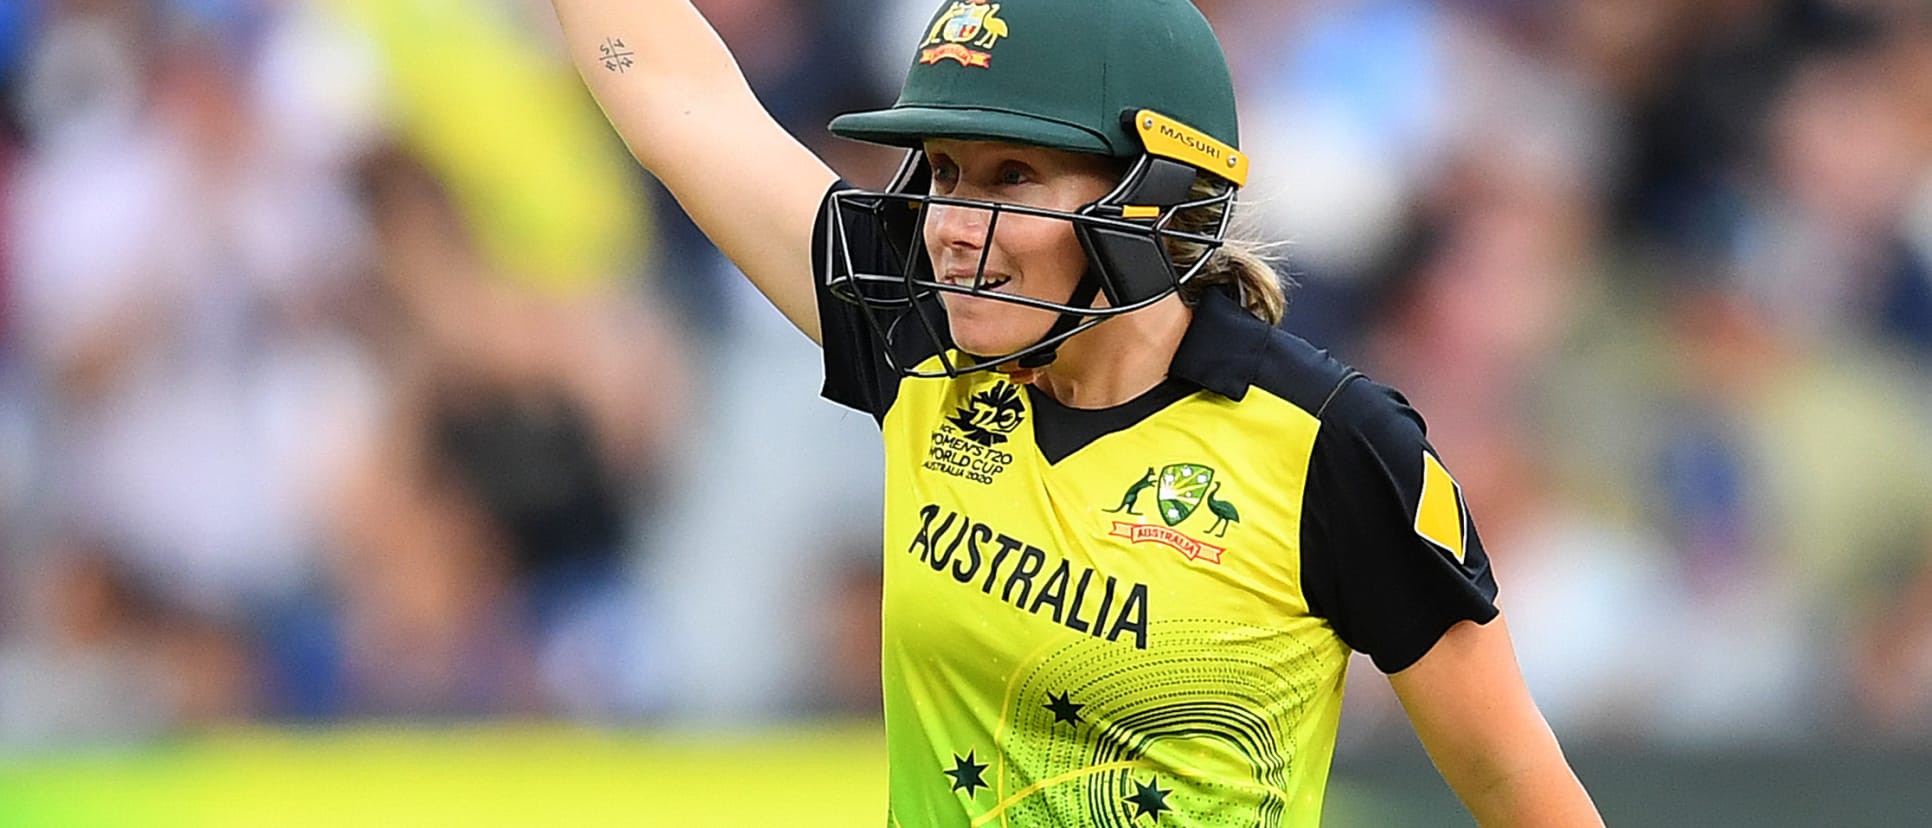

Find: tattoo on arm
<box><xmin>599</xmin><ymin>37</ymin><xmax>636</xmax><ymax>72</ymax></box>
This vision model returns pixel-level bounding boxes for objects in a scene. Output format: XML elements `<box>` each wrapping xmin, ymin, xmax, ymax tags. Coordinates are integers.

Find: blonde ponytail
<box><xmin>1163</xmin><ymin>176</ymin><xmax>1288</xmax><ymax>324</ymax></box>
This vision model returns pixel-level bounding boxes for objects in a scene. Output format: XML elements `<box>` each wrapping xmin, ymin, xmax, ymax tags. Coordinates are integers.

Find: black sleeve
<box><xmin>1299</xmin><ymin>376</ymin><xmax>1500</xmax><ymax>673</ymax></box>
<box><xmin>812</xmin><ymin>179</ymin><xmax>945</xmax><ymax>423</ymax></box>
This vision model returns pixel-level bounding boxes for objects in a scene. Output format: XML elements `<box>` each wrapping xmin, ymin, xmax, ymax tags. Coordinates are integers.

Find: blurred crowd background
<box><xmin>1</xmin><ymin>0</ymin><xmax>1930</xmax><ymax>778</ymax></box>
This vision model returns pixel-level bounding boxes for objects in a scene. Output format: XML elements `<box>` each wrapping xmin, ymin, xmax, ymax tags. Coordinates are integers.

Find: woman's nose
<box><xmin>927</xmin><ymin>201</ymin><xmax>991</xmax><ymax>250</ymax></box>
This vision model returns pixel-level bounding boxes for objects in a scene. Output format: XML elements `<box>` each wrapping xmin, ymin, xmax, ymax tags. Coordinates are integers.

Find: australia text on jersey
<box><xmin>906</xmin><ymin>503</ymin><xmax>1151</xmax><ymax>649</ymax></box>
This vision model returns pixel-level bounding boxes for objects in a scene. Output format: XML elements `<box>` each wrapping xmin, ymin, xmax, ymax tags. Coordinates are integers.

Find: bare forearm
<box><xmin>547</xmin><ymin>0</ymin><xmax>753</xmax><ymax>168</ymax></box>
<box><xmin>1393</xmin><ymin>617</ymin><xmax>1604</xmax><ymax>827</ymax></box>
<box><xmin>545</xmin><ymin>0</ymin><xmax>835</xmax><ymax>340</ymax></box>
<box><xmin>1452</xmin><ymin>748</ymin><xmax>1603</xmax><ymax>828</ymax></box>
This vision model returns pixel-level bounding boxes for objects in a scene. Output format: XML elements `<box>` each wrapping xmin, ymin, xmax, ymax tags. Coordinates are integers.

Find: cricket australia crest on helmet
<box><xmin>920</xmin><ymin>0</ymin><xmax>1010</xmax><ymax>68</ymax></box>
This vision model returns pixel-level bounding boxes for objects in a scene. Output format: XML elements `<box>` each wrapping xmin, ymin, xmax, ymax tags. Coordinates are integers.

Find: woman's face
<box><xmin>920</xmin><ymin>139</ymin><xmax>1119</xmax><ymax>359</ymax></box>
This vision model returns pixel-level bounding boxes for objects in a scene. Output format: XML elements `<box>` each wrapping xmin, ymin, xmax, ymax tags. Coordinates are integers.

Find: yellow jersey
<box><xmin>814</xmin><ymin>186</ymin><xmax>1499</xmax><ymax>827</ymax></box>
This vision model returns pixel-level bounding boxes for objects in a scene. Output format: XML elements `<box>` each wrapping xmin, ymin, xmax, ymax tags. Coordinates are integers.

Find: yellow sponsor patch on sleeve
<box><xmin>1415</xmin><ymin>452</ymin><xmax>1466</xmax><ymax>563</ymax></box>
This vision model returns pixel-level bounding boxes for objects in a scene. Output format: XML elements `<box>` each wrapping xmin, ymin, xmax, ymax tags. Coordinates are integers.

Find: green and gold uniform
<box><xmin>815</xmin><ymin>187</ymin><xmax>1501</xmax><ymax>827</ymax></box>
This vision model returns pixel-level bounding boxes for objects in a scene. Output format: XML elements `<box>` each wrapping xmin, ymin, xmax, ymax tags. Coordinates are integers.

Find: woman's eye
<box><xmin>929</xmin><ymin>162</ymin><xmax>958</xmax><ymax>190</ymax></box>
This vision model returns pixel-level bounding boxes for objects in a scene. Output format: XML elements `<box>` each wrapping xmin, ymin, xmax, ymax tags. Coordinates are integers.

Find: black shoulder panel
<box><xmin>1244</xmin><ymin>328</ymin><xmax>1365</xmax><ymax>420</ymax></box>
<box><xmin>1296</xmin><ymin>375</ymin><xmax>1501</xmax><ymax>673</ymax></box>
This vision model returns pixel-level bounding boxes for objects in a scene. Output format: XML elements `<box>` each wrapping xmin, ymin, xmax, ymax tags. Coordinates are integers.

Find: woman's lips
<box><xmin>940</xmin><ymin>271</ymin><xmax>1012</xmax><ymax>292</ymax></box>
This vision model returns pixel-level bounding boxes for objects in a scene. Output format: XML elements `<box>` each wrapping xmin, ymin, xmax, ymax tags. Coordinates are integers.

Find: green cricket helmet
<box><xmin>823</xmin><ymin>0</ymin><xmax>1247</xmax><ymax>377</ymax></box>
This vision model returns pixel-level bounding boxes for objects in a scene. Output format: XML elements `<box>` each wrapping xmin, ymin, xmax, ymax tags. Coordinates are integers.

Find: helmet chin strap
<box><xmin>1011</xmin><ymin>269</ymin><xmax>1105</xmax><ymax>371</ymax></box>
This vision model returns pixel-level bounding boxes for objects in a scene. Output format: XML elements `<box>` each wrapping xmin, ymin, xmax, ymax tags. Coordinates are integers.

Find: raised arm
<box><xmin>549</xmin><ymin>0</ymin><xmax>839</xmax><ymax>343</ymax></box>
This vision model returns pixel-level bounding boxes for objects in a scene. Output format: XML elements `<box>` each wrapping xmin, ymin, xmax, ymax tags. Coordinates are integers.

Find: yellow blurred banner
<box><xmin>320</xmin><ymin>0</ymin><xmax>650</xmax><ymax>293</ymax></box>
<box><xmin>0</xmin><ymin>724</ymin><xmax>888</xmax><ymax>827</ymax></box>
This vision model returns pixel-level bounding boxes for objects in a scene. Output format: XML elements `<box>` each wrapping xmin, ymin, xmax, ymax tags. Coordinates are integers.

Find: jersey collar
<box><xmin>1168</xmin><ymin>285</ymin><xmax>1274</xmax><ymax>401</ymax></box>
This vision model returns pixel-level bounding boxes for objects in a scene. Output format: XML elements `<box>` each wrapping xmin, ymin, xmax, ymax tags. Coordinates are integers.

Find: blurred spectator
<box><xmin>1729</xmin><ymin>41</ymin><xmax>1931</xmax><ymax>355</ymax></box>
<box><xmin>1</xmin><ymin>80</ymin><xmax>22</xmax><ymax>561</ymax></box>
<box><xmin>324</xmin><ymin>145</ymin><xmax>684</xmax><ymax>719</ymax></box>
<box><xmin>2</xmin><ymin>0</ymin><xmax>687</xmax><ymax>733</ymax></box>
<box><xmin>0</xmin><ymin>542</ymin><xmax>173</xmax><ymax>747</ymax></box>
<box><xmin>11</xmin><ymin>7</ymin><xmax>371</xmax><ymax>621</ymax></box>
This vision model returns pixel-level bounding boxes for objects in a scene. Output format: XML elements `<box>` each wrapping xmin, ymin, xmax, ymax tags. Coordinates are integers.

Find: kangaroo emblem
<box><xmin>1104</xmin><ymin>467</ymin><xmax>1158</xmax><ymax>515</ymax></box>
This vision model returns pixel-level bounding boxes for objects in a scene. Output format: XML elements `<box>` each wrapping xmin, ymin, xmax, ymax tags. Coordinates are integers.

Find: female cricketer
<box><xmin>548</xmin><ymin>0</ymin><xmax>1603</xmax><ymax>824</ymax></box>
